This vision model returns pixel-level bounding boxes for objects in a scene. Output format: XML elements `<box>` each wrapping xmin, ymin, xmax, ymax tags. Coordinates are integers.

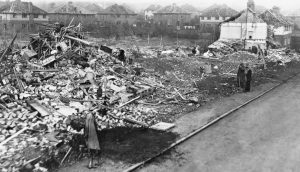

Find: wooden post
<box><xmin>160</xmin><ymin>35</ymin><xmax>162</xmax><ymax>47</ymax></box>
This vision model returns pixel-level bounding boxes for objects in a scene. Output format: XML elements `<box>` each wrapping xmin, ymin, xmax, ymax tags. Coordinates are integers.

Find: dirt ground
<box><xmin>137</xmin><ymin>72</ymin><xmax>300</xmax><ymax>172</ymax></box>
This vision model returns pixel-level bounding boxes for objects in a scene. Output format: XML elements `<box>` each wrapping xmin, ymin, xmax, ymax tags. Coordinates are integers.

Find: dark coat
<box><xmin>85</xmin><ymin>113</ymin><xmax>100</xmax><ymax>150</ymax></box>
<box><xmin>237</xmin><ymin>66</ymin><xmax>245</xmax><ymax>88</ymax></box>
<box><xmin>245</xmin><ymin>69</ymin><xmax>252</xmax><ymax>92</ymax></box>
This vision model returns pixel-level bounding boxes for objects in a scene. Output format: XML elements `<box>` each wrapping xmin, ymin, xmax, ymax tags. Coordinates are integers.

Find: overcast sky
<box><xmin>32</xmin><ymin>0</ymin><xmax>300</xmax><ymax>13</ymax></box>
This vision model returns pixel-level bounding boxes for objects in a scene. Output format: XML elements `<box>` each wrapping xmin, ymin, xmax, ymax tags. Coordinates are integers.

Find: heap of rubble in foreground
<box><xmin>0</xmin><ymin>23</ymin><xmax>205</xmax><ymax>171</ymax></box>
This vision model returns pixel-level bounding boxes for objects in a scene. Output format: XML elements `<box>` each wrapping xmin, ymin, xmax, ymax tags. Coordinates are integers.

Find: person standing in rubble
<box><xmin>244</xmin><ymin>64</ymin><xmax>252</xmax><ymax>92</ymax></box>
<box><xmin>237</xmin><ymin>63</ymin><xmax>245</xmax><ymax>89</ymax></box>
<box><xmin>84</xmin><ymin>111</ymin><xmax>101</xmax><ymax>169</ymax></box>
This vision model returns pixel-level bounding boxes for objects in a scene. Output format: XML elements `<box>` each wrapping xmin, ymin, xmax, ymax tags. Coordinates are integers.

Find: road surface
<box><xmin>137</xmin><ymin>74</ymin><xmax>300</xmax><ymax>172</ymax></box>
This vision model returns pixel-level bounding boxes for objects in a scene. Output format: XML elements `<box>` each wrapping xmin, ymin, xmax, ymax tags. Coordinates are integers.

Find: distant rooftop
<box><xmin>98</xmin><ymin>4</ymin><xmax>136</xmax><ymax>15</ymax></box>
<box><xmin>145</xmin><ymin>4</ymin><xmax>162</xmax><ymax>12</ymax></box>
<box><xmin>49</xmin><ymin>1</ymin><xmax>95</xmax><ymax>14</ymax></box>
<box><xmin>0</xmin><ymin>0</ymin><xmax>47</xmax><ymax>14</ymax></box>
<box><xmin>78</xmin><ymin>3</ymin><xmax>104</xmax><ymax>13</ymax></box>
<box><xmin>201</xmin><ymin>4</ymin><xmax>238</xmax><ymax>17</ymax></box>
<box><xmin>180</xmin><ymin>4</ymin><xmax>199</xmax><ymax>13</ymax></box>
<box><xmin>155</xmin><ymin>3</ymin><xmax>191</xmax><ymax>14</ymax></box>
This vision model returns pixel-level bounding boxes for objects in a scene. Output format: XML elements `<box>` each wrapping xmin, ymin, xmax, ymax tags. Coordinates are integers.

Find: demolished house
<box><xmin>206</xmin><ymin>0</ymin><xmax>267</xmax><ymax>57</ymax></box>
<box><xmin>259</xmin><ymin>6</ymin><xmax>293</xmax><ymax>47</ymax></box>
<box><xmin>219</xmin><ymin>2</ymin><xmax>267</xmax><ymax>50</ymax></box>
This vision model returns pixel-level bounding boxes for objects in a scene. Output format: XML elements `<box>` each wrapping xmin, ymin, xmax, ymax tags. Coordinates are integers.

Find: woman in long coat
<box><xmin>244</xmin><ymin>66</ymin><xmax>252</xmax><ymax>92</ymax></box>
<box><xmin>237</xmin><ymin>63</ymin><xmax>245</xmax><ymax>89</ymax></box>
<box><xmin>85</xmin><ymin>112</ymin><xmax>101</xmax><ymax>169</ymax></box>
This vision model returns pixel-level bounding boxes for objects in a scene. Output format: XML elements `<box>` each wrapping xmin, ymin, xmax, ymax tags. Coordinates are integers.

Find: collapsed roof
<box><xmin>259</xmin><ymin>8</ymin><xmax>293</xmax><ymax>27</ymax></box>
<box><xmin>221</xmin><ymin>8</ymin><xmax>265</xmax><ymax>24</ymax></box>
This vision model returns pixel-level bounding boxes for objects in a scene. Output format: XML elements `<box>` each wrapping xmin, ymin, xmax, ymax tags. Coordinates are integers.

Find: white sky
<box><xmin>30</xmin><ymin>0</ymin><xmax>300</xmax><ymax>12</ymax></box>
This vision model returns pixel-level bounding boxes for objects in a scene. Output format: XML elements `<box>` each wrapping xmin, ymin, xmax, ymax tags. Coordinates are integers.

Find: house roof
<box><xmin>233</xmin><ymin>9</ymin><xmax>265</xmax><ymax>23</ymax></box>
<box><xmin>77</xmin><ymin>3</ymin><xmax>104</xmax><ymax>13</ymax></box>
<box><xmin>180</xmin><ymin>4</ymin><xmax>199</xmax><ymax>13</ymax></box>
<box><xmin>49</xmin><ymin>2</ymin><xmax>95</xmax><ymax>14</ymax></box>
<box><xmin>259</xmin><ymin>9</ymin><xmax>293</xmax><ymax>27</ymax></box>
<box><xmin>0</xmin><ymin>0</ymin><xmax>47</xmax><ymax>14</ymax></box>
<box><xmin>155</xmin><ymin>4</ymin><xmax>191</xmax><ymax>14</ymax></box>
<box><xmin>145</xmin><ymin>5</ymin><xmax>162</xmax><ymax>12</ymax></box>
<box><xmin>201</xmin><ymin>4</ymin><xmax>238</xmax><ymax>17</ymax></box>
<box><xmin>98</xmin><ymin>4</ymin><xmax>136</xmax><ymax>15</ymax></box>
<box><xmin>255</xmin><ymin>5</ymin><xmax>267</xmax><ymax>15</ymax></box>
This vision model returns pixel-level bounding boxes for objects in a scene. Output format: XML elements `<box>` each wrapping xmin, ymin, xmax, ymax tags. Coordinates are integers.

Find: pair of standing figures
<box><xmin>237</xmin><ymin>63</ymin><xmax>252</xmax><ymax>92</ymax></box>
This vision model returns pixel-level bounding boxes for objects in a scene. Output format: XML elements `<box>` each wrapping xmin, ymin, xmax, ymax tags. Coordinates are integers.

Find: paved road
<box><xmin>138</xmin><ymin>74</ymin><xmax>300</xmax><ymax>172</ymax></box>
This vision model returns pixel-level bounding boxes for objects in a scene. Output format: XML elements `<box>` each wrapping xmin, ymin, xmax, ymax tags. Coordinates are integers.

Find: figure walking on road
<box><xmin>85</xmin><ymin>112</ymin><xmax>101</xmax><ymax>169</ymax></box>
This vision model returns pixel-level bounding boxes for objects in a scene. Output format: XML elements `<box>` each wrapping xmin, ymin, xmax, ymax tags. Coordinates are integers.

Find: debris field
<box><xmin>1</xmin><ymin>23</ymin><xmax>300</xmax><ymax>172</ymax></box>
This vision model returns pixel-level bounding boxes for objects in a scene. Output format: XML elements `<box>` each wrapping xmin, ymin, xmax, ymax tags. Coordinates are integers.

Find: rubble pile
<box><xmin>1</xmin><ymin>22</ymin><xmax>300</xmax><ymax>171</ymax></box>
<box><xmin>206</xmin><ymin>39</ymin><xmax>244</xmax><ymax>57</ymax></box>
<box><xmin>266</xmin><ymin>48</ymin><xmax>300</xmax><ymax>64</ymax></box>
<box><xmin>222</xmin><ymin>51</ymin><xmax>261</xmax><ymax>64</ymax></box>
<box><xmin>0</xmin><ymin>23</ymin><xmax>187</xmax><ymax>171</ymax></box>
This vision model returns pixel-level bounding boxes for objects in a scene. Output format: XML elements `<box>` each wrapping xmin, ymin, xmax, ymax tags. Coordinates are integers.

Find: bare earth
<box><xmin>137</xmin><ymin>74</ymin><xmax>300</xmax><ymax>172</ymax></box>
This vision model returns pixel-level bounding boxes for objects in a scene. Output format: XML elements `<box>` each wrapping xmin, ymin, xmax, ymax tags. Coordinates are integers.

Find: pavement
<box><xmin>137</xmin><ymin>74</ymin><xmax>300</xmax><ymax>172</ymax></box>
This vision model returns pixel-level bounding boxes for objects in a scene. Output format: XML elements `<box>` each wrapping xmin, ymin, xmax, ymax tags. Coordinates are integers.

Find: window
<box><xmin>216</xmin><ymin>16</ymin><xmax>219</xmax><ymax>20</ymax></box>
<box><xmin>34</xmin><ymin>14</ymin><xmax>38</xmax><ymax>18</ymax></box>
<box><xmin>22</xmin><ymin>24</ymin><xmax>26</xmax><ymax>28</ymax></box>
<box><xmin>13</xmin><ymin>14</ymin><xmax>17</xmax><ymax>18</ymax></box>
<box><xmin>22</xmin><ymin>14</ymin><xmax>27</xmax><ymax>18</ymax></box>
<box><xmin>207</xmin><ymin>16</ymin><xmax>211</xmax><ymax>20</ymax></box>
<box><xmin>43</xmin><ymin>14</ymin><xmax>46</xmax><ymax>18</ymax></box>
<box><xmin>4</xmin><ymin>24</ymin><xmax>7</xmax><ymax>30</ymax></box>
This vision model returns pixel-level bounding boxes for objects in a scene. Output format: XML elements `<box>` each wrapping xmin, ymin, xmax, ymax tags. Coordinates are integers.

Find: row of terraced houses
<box><xmin>0</xmin><ymin>0</ymin><xmax>300</xmax><ymax>48</ymax></box>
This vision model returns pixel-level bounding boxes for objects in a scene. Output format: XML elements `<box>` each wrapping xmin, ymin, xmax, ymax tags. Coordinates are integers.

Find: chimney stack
<box><xmin>247</xmin><ymin>0</ymin><xmax>255</xmax><ymax>11</ymax></box>
<box><xmin>28</xmin><ymin>2</ymin><xmax>32</xmax><ymax>13</ymax></box>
